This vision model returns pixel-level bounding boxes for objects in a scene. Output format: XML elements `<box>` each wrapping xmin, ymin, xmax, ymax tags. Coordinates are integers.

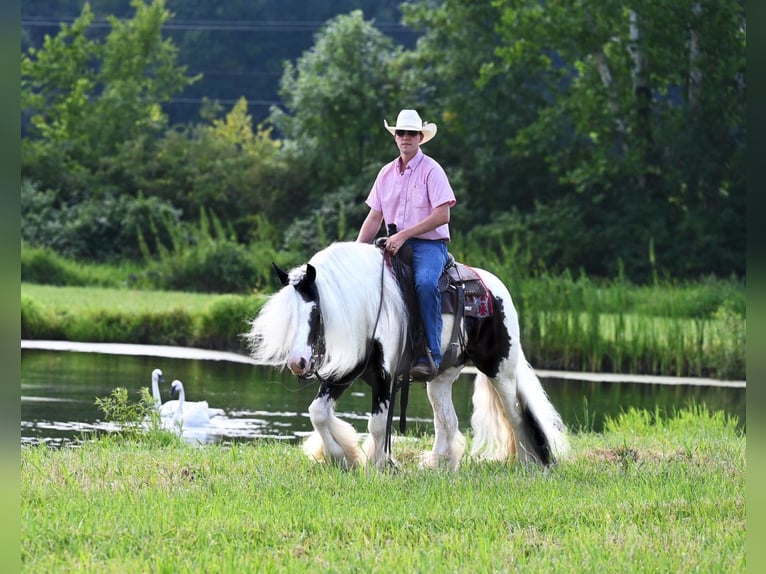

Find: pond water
<box><xmin>21</xmin><ymin>346</ymin><xmax>746</xmax><ymax>447</ymax></box>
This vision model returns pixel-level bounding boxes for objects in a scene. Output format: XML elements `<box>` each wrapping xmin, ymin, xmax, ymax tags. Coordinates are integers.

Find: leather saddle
<box><xmin>438</xmin><ymin>255</ymin><xmax>493</xmax><ymax>319</ymax></box>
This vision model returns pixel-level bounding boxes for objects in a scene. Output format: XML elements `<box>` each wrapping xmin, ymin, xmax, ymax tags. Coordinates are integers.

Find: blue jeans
<box><xmin>408</xmin><ymin>238</ymin><xmax>448</xmax><ymax>367</ymax></box>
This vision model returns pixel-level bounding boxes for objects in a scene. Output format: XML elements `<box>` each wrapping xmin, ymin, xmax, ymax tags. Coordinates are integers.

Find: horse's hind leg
<box><xmin>304</xmin><ymin>382</ymin><xmax>365</xmax><ymax>469</ymax></box>
<box><xmin>421</xmin><ymin>366</ymin><xmax>466</xmax><ymax>470</ymax></box>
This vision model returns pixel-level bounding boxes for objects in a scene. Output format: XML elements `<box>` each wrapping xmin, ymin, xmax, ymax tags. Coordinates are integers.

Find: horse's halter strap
<box><xmin>297</xmin><ymin>291</ymin><xmax>326</xmax><ymax>381</ymax></box>
<box><xmin>299</xmin><ymin>256</ymin><xmax>387</xmax><ymax>385</ymax></box>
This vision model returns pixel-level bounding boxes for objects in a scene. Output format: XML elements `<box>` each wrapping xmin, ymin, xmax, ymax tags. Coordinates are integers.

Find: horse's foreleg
<box><xmin>304</xmin><ymin>383</ymin><xmax>365</xmax><ymax>469</ymax></box>
<box><xmin>362</xmin><ymin>365</ymin><xmax>393</xmax><ymax>468</ymax></box>
<box><xmin>361</xmin><ymin>403</ymin><xmax>390</xmax><ymax>469</ymax></box>
<box><xmin>422</xmin><ymin>367</ymin><xmax>465</xmax><ymax>470</ymax></box>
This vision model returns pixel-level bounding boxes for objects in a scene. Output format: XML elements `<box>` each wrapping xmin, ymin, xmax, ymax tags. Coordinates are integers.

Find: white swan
<box><xmin>148</xmin><ymin>368</ymin><xmax>180</xmax><ymax>418</ymax></box>
<box><xmin>149</xmin><ymin>368</ymin><xmax>165</xmax><ymax>410</ymax></box>
<box><xmin>166</xmin><ymin>379</ymin><xmax>224</xmax><ymax>427</ymax></box>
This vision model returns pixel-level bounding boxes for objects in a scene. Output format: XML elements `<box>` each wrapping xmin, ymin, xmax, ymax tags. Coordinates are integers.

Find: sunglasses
<box><xmin>395</xmin><ymin>129</ymin><xmax>422</xmax><ymax>137</ymax></box>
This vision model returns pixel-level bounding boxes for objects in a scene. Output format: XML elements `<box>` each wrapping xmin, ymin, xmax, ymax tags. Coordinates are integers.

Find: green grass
<box><xmin>21</xmin><ymin>406</ymin><xmax>744</xmax><ymax>573</ymax></box>
<box><xmin>22</xmin><ymin>283</ymin><xmax>222</xmax><ymax>314</ymax></box>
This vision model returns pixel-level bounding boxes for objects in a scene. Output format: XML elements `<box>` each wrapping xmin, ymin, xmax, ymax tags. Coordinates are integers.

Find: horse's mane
<box><xmin>248</xmin><ymin>242</ymin><xmax>409</xmax><ymax>380</ymax></box>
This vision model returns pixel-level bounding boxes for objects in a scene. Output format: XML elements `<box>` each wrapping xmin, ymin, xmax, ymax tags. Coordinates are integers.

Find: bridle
<box><xmin>296</xmin><ymin>296</ymin><xmax>326</xmax><ymax>382</ymax></box>
<box><xmin>296</xmin><ymin>253</ymin><xmax>387</xmax><ymax>385</ymax></box>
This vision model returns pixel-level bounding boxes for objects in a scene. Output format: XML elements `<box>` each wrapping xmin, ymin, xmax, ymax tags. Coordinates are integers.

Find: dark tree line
<box><xmin>21</xmin><ymin>0</ymin><xmax>745</xmax><ymax>283</ymax></box>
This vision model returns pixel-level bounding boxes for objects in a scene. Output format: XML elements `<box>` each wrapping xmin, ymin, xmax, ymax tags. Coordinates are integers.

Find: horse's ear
<box><xmin>272</xmin><ymin>262</ymin><xmax>290</xmax><ymax>286</ymax></box>
<box><xmin>304</xmin><ymin>264</ymin><xmax>316</xmax><ymax>285</ymax></box>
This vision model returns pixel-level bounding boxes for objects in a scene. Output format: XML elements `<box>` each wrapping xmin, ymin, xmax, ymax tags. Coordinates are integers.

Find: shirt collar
<box><xmin>398</xmin><ymin>148</ymin><xmax>424</xmax><ymax>173</ymax></box>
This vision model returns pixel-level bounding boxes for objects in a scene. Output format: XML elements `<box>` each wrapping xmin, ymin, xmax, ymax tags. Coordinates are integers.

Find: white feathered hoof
<box><xmin>419</xmin><ymin>432</ymin><xmax>465</xmax><ymax>471</ymax></box>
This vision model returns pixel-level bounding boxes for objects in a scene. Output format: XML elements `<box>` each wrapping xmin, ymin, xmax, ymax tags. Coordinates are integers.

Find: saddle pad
<box><xmin>439</xmin><ymin>262</ymin><xmax>493</xmax><ymax>318</ymax></box>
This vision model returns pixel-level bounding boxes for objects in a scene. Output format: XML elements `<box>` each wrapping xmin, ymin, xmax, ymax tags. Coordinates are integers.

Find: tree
<box><xmin>399</xmin><ymin>0</ymin><xmax>563</xmax><ymax>231</ymax></box>
<box><xmin>116</xmin><ymin>97</ymin><xmax>288</xmax><ymax>241</ymax></box>
<box><xmin>21</xmin><ymin>0</ymin><xmax>198</xmax><ymax>203</ymax></box>
<box><xmin>483</xmin><ymin>0</ymin><xmax>745</xmax><ymax>278</ymax></box>
<box><xmin>270</xmin><ymin>10</ymin><xmax>406</xmax><ymax>197</ymax></box>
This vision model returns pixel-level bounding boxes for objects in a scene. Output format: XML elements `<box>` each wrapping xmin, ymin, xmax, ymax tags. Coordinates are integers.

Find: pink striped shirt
<box><xmin>365</xmin><ymin>149</ymin><xmax>456</xmax><ymax>241</ymax></box>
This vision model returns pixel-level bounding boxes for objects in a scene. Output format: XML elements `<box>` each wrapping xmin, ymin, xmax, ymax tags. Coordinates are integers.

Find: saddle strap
<box><xmin>442</xmin><ymin>284</ymin><xmax>466</xmax><ymax>368</ymax></box>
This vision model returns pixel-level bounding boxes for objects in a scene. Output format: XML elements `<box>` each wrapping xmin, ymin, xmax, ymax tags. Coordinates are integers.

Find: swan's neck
<box><xmin>151</xmin><ymin>377</ymin><xmax>161</xmax><ymax>407</ymax></box>
<box><xmin>175</xmin><ymin>388</ymin><xmax>186</xmax><ymax>419</ymax></box>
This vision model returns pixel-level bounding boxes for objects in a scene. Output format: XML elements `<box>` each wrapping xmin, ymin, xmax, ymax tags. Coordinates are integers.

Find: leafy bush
<box><xmin>138</xmin><ymin>207</ymin><xmax>294</xmax><ymax>293</ymax></box>
<box><xmin>95</xmin><ymin>387</ymin><xmax>180</xmax><ymax>445</ymax></box>
<box><xmin>21</xmin><ymin>245</ymin><xmax>89</xmax><ymax>286</ymax></box>
<box><xmin>154</xmin><ymin>240</ymin><xmax>262</xmax><ymax>294</ymax></box>
<box><xmin>62</xmin><ymin>309</ymin><xmax>196</xmax><ymax>346</ymax></box>
<box><xmin>195</xmin><ymin>294</ymin><xmax>266</xmax><ymax>352</ymax></box>
<box><xmin>21</xmin><ymin>294</ymin><xmax>62</xmax><ymax>339</ymax></box>
<box><xmin>21</xmin><ymin>178</ymin><xmax>183</xmax><ymax>263</ymax></box>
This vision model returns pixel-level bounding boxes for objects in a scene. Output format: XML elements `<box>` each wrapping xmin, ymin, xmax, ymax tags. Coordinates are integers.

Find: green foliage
<box><xmin>95</xmin><ymin>386</ymin><xmax>149</xmax><ymax>430</ymax></box>
<box><xmin>481</xmin><ymin>0</ymin><xmax>745</xmax><ymax>280</ymax></box>
<box><xmin>138</xmin><ymin>208</ymin><xmax>289</xmax><ymax>293</ymax></box>
<box><xmin>401</xmin><ymin>0</ymin><xmax>562</xmax><ymax>226</ymax></box>
<box><xmin>509</xmin><ymin>269</ymin><xmax>745</xmax><ymax>377</ymax></box>
<box><xmin>271</xmin><ymin>10</ymin><xmax>405</xmax><ymax>200</ymax></box>
<box><xmin>94</xmin><ymin>386</ymin><xmax>180</xmax><ymax>445</ymax></box>
<box><xmin>21</xmin><ymin>244</ymin><xmax>88</xmax><ymax>286</ymax></box>
<box><xmin>156</xmin><ymin>241</ymin><xmax>262</xmax><ymax>294</ymax></box>
<box><xmin>195</xmin><ymin>294</ymin><xmax>266</xmax><ymax>351</ymax></box>
<box><xmin>60</xmin><ymin>308</ymin><xmax>196</xmax><ymax>346</ymax></box>
<box><xmin>114</xmin><ymin>98</ymin><xmax>291</xmax><ymax>241</ymax></box>
<box><xmin>19</xmin><ymin>0</ymin><xmax>745</xmax><ymax>282</ymax></box>
<box><xmin>21</xmin><ymin>294</ymin><xmax>62</xmax><ymax>339</ymax></box>
<box><xmin>21</xmin><ymin>179</ymin><xmax>184</xmax><ymax>262</ymax></box>
<box><xmin>282</xmin><ymin>171</ymin><xmax>376</xmax><ymax>253</ymax></box>
<box><xmin>602</xmin><ymin>403</ymin><xmax>740</xmax><ymax>441</ymax></box>
<box><xmin>22</xmin><ymin>0</ymin><xmax>198</xmax><ymax>204</ymax></box>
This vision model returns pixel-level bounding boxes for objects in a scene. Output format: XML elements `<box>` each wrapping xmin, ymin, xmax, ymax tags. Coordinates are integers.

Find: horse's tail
<box><xmin>470</xmin><ymin>348</ymin><xmax>569</xmax><ymax>466</ymax></box>
<box><xmin>470</xmin><ymin>371</ymin><xmax>517</xmax><ymax>462</ymax></box>
<box><xmin>514</xmin><ymin>347</ymin><xmax>570</xmax><ymax>465</ymax></box>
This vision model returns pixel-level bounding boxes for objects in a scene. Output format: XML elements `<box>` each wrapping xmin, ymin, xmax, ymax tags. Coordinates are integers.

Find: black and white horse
<box><xmin>246</xmin><ymin>241</ymin><xmax>568</xmax><ymax>470</ymax></box>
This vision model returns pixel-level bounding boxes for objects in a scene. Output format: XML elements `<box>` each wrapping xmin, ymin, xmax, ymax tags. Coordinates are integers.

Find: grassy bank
<box><xmin>21</xmin><ymin>406</ymin><xmax>744</xmax><ymax>573</ymax></box>
<box><xmin>21</xmin><ymin>279</ymin><xmax>745</xmax><ymax>379</ymax></box>
<box><xmin>21</xmin><ymin>283</ymin><xmax>265</xmax><ymax>352</ymax></box>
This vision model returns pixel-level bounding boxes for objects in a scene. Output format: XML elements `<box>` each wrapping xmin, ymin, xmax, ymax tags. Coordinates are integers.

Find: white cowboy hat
<box><xmin>384</xmin><ymin>109</ymin><xmax>437</xmax><ymax>144</ymax></box>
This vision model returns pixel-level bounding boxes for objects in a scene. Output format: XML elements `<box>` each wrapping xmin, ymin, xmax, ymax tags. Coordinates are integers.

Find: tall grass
<box><xmin>514</xmin><ymin>273</ymin><xmax>745</xmax><ymax>379</ymax></box>
<box><xmin>21</xmin><ymin>405</ymin><xmax>744</xmax><ymax>573</ymax></box>
<box><xmin>21</xmin><ymin>244</ymin><xmax>144</xmax><ymax>288</ymax></box>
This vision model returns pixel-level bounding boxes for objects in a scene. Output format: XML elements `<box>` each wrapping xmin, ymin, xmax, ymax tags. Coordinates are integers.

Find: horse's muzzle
<box><xmin>288</xmin><ymin>355</ymin><xmax>320</xmax><ymax>379</ymax></box>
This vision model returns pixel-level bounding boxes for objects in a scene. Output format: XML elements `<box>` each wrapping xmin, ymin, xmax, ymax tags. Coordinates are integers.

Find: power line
<box><xmin>170</xmin><ymin>98</ymin><xmax>280</xmax><ymax>106</ymax></box>
<box><xmin>20</xmin><ymin>17</ymin><xmax>419</xmax><ymax>34</ymax></box>
<box><xmin>189</xmin><ymin>70</ymin><xmax>282</xmax><ymax>78</ymax></box>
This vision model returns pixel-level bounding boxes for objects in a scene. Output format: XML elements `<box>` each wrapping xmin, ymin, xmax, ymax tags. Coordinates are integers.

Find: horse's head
<box><xmin>272</xmin><ymin>262</ymin><xmax>325</xmax><ymax>378</ymax></box>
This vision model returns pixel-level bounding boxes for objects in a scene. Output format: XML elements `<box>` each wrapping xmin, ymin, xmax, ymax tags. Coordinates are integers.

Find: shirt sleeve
<box><xmin>426</xmin><ymin>162</ymin><xmax>457</xmax><ymax>209</ymax></box>
<box><xmin>365</xmin><ymin>166</ymin><xmax>386</xmax><ymax>212</ymax></box>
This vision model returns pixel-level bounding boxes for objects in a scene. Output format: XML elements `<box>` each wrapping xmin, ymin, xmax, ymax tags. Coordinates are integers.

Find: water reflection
<box><xmin>21</xmin><ymin>347</ymin><xmax>745</xmax><ymax>448</ymax></box>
